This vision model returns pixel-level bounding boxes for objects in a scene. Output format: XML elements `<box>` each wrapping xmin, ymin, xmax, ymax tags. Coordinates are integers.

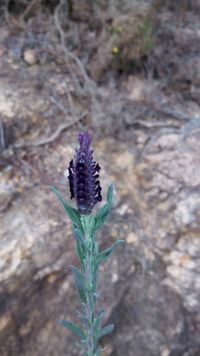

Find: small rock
<box><xmin>126</xmin><ymin>232</ymin><xmax>139</xmax><ymax>244</ymax></box>
<box><xmin>112</xmin><ymin>272</ymin><xmax>119</xmax><ymax>283</ymax></box>
<box><xmin>0</xmin><ymin>312</ymin><xmax>12</xmax><ymax>332</ymax></box>
<box><xmin>117</xmin><ymin>203</ymin><xmax>128</xmax><ymax>216</ymax></box>
<box><xmin>111</xmin><ymin>228</ymin><xmax>118</xmax><ymax>238</ymax></box>
<box><xmin>22</xmin><ymin>48</ymin><xmax>37</xmax><ymax>66</ymax></box>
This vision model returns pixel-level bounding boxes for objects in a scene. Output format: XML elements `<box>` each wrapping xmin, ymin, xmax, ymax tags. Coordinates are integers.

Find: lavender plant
<box><xmin>50</xmin><ymin>132</ymin><xmax>123</xmax><ymax>356</ymax></box>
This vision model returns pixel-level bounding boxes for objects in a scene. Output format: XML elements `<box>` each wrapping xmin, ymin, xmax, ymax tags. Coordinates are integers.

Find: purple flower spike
<box><xmin>68</xmin><ymin>132</ymin><xmax>102</xmax><ymax>214</ymax></box>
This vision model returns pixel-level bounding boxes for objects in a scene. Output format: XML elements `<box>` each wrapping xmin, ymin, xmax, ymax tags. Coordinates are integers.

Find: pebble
<box><xmin>126</xmin><ymin>232</ymin><xmax>139</xmax><ymax>244</ymax></box>
<box><xmin>22</xmin><ymin>48</ymin><xmax>37</xmax><ymax>66</ymax></box>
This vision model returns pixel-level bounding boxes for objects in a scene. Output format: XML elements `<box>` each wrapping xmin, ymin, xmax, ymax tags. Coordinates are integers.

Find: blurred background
<box><xmin>0</xmin><ymin>0</ymin><xmax>200</xmax><ymax>355</ymax></box>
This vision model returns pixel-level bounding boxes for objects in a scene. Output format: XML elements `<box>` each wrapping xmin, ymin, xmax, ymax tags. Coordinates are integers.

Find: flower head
<box><xmin>68</xmin><ymin>132</ymin><xmax>102</xmax><ymax>214</ymax></box>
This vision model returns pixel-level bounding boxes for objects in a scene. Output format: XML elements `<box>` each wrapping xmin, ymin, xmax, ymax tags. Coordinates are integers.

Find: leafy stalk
<box><xmin>81</xmin><ymin>215</ymin><xmax>97</xmax><ymax>355</ymax></box>
<box><xmin>51</xmin><ymin>185</ymin><xmax>124</xmax><ymax>355</ymax></box>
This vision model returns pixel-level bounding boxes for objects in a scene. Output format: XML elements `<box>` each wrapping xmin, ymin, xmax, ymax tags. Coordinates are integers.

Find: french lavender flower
<box><xmin>68</xmin><ymin>132</ymin><xmax>102</xmax><ymax>214</ymax></box>
<box><xmin>50</xmin><ymin>132</ymin><xmax>124</xmax><ymax>356</ymax></box>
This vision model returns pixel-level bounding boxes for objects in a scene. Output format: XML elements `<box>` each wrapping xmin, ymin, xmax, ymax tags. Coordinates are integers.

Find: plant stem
<box><xmin>82</xmin><ymin>215</ymin><xmax>96</xmax><ymax>356</ymax></box>
<box><xmin>85</xmin><ymin>250</ymin><xmax>95</xmax><ymax>355</ymax></box>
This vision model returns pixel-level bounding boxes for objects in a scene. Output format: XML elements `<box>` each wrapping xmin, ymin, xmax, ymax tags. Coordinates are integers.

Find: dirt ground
<box><xmin>0</xmin><ymin>1</ymin><xmax>200</xmax><ymax>355</ymax></box>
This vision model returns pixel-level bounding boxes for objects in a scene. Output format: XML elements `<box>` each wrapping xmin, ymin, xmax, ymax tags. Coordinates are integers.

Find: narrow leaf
<box><xmin>76</xmin><ymin>244</ymin><xmax>85</xmax><ymax>267</ymax></box>
<box><xmin>93</xmin><ymin>311</ymin><xmax>104</xmax><ymax>346</ymax></box>
<box><xmin>95</xmin><ymin>240</ymin><xmax>124</xmax><ymax>266</ymax></box>
<box><xmin>73</xmin><ymin>228</ymin><xmax>87</xmax><ymax>252</ymax></box>
<box><xmin>107</xmin><ymin>184</ymin><xmax>113</xmax><ymax>205</ymax></box>
<box><xmin>99</xmin><ymin>324</ymin><xmax>114</xmax><ymax>338</ymax></box>
<box><xmin>93</xmin><ymin>312</ymin><xmax>104</xmax><ymax>334</ymax></box>
<box><xmin>50</xmin><ymin>185</ymin><xmax>82</xmax><ymax>230</ymax></box>
<box><xmin>60</xmin><ymin>320</ymin><xmax>85</xmax><ymax>339</ymax></box>
<box><xmin>94</xmin><ymin>185</ymin><xmax>113</xmax><ymax>231</ymax></box>
<box><xmin>70</xmin><ymin>265</ymin><xmax>86</xmax><ymax>303</ymax></box>
<box><xmin>73</xmin><ymin>228</ymin><xmax>87</xmax><ymax>265</ymax></box>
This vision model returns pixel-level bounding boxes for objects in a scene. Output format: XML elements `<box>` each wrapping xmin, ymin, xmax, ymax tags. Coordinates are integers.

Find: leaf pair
<box><xmin>50</xmin><ymin>184</ymin><xmax>114</xmax><ymax>233</ymax></box>
<box><xmin>60</xmin><ymin>319</ymin><xmax>113</xmax><ymax>343</ymax></box>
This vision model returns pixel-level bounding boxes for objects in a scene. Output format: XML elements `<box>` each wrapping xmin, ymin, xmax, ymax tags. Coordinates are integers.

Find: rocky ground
<box><xmin>0</xmin><ymin>1</ymin><xmax>200</xmax><ymax>355</ymax></box>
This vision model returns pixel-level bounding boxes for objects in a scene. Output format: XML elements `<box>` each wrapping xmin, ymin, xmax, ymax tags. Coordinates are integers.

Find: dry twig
<box><xmin>54</xmin><ymin>0</ymin><xmax>102</xmax><ymax>124</ymax></box>
<box><xmin>11</xmin><ymin>112</ymin><xmax>87</xmax><ymax>149</ymax></box>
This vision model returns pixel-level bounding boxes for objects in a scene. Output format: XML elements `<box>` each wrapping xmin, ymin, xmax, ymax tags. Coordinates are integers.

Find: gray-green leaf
<box><xmin>73</xmin><ymin>228</ymin><xmax>87</xmax><ymax>265</ymax></box>
<box><xmin>95</xmin><ymin>240</ymin><xmax>124</xmax><ymax>266</ymax></box>
<box><xmin>50</xmin><ymin>185</ymin><xmax>82</xmax><ymax>230</ymax></box>
<box><xmin>94</xmin><ymin>185</ymin><xmax>113</xmax><ymax>231</ymax></box>
<box><xmin>93</xmin><ymin>310</ymin><xmax>104</xmax><ymax>346</ymax></box>
<box><xmin>99</xmin><ymin>324</ymin><xmax>114</xmax><ymax>338</ymax></box>
<box><xmin>73</xmin><ymin>228</ymin><xmax>87</xmax><ymax>252</ymax></box>
<box><xmin>60</xmin><ymin>320</ymin><xmax>85</xmax><ymax>339</ymax></box>
<box><xmin>70</xmin><ymin>265</ymin><xmax>86</xmax><ymax>303</ymax></box>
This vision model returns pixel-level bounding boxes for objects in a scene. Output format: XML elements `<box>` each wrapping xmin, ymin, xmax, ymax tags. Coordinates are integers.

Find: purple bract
<box><xmin>68</xmin><ymin>132</ymin><xmax>102</xmax><ymax>214</ymax></box>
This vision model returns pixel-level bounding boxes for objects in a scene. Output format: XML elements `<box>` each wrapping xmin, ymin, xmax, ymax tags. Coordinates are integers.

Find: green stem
<box><xmin>81</xmin><ymin>215</ymin><xmax>96</xmax><ymax>356</ymax></box>
<box><xmin>85</xmin><ymin>250</ymin><xmax>95</xmax><ymax>355</ymax></box>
